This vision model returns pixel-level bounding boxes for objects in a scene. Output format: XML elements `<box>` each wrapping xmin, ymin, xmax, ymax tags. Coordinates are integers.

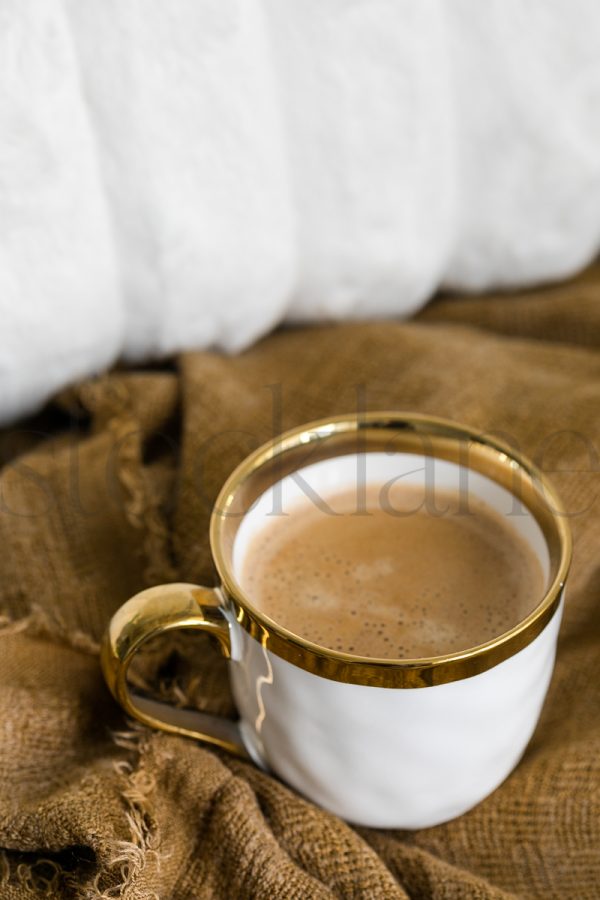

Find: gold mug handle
<box><xmin>100</xmin><ymin>583</ymin><xmax>248</xmax><ymax>758</ymax></box>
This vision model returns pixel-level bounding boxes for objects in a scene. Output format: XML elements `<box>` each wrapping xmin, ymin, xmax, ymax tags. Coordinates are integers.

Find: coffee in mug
<box><xmin>240</xmin><ymin>482</ymin><xmax>544</xmax><ymax>659</ymax></box>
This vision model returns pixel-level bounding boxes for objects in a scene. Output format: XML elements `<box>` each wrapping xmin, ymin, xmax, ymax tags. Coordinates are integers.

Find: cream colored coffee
<box><xmin>240</xmin><ymin>483</ymin><xmax>545</xmax><ymax>658</ymax></box>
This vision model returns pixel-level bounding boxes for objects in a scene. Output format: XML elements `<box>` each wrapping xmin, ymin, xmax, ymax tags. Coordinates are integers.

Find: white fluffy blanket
<box><xmin>2</xmin><ymin>0</ymin><xmax>600</xmax><ymax>422</ymax></box>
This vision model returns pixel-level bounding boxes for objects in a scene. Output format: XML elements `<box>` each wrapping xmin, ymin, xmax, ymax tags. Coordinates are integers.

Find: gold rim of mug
<box><xmin>209</xmin><ymin>412</ymin><xmax>572</xmax><ymax>688</ymax></box>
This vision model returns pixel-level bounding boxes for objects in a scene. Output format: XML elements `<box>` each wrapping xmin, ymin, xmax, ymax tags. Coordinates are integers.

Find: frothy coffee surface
<box><xmin>239</xmin><ymin>483</ymin><xmax>545</xmax><ymax>658</ymax></box>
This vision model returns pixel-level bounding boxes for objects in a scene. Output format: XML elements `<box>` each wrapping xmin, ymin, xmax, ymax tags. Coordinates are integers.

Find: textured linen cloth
<box><xmin>3</xmin><ymin>0</ymin><xmax>600</xmax><ymax>424</ymax></box>
<box><xmin>0</xmin><ymin>268</ymin><xmax>599</xmax><ymax>898</ymax></box>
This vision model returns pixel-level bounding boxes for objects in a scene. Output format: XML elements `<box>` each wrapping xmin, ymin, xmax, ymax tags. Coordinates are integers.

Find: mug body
<box><xmin>214</xmin><ymin>436</ymin><xmax>569</xmax><ymax>829</ymax></box>
<box><xmin>228</xmin><ymin>605</ymin><xmax>562</xmax><ymax>829</ymax></box>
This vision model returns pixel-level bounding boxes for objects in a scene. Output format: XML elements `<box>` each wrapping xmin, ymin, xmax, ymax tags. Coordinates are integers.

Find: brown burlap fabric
<box><xmin>1</xmin><ymin>266</ymin><xmax>599</xmax><ymax>899</ymax></box>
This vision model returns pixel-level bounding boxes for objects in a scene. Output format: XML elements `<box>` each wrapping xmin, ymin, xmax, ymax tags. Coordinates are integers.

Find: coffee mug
<box><xmin>101</xmin><ymin>413</ymin><xmax>571</xmax><ymax>828</ymax></box>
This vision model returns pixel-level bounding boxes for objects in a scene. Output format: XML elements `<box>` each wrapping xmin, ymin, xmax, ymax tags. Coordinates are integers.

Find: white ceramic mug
<box><xmin>101</xmin><ymin>413</ymin><xmax>571</xmax><ymax>828</ymax></box>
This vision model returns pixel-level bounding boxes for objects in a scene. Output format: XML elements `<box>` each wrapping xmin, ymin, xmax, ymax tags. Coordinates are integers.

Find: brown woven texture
<box><xmin>1</xmin><ymin>265</ymin><xmax>599</xmax><ymax>899</ymax></box>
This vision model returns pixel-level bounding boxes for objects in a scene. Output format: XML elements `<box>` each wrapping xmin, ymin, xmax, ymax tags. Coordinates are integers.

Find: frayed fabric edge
<box><xmin>0</xmin><ymin>719</ymin><xmax>163</xmax><ymax>899</ymax></box>
<box><xmin>0</xmin><ymin>850</ymin><xmax>78</xmax><ymax>897</ymax></box>
<box><xmin>88</xmin><ymin>724</ymin><xmax>162</xmax><ymax>900</ymax></box>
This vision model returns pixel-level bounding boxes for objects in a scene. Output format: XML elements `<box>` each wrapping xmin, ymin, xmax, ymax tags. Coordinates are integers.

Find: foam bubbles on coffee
<box><xmin>239</xmin><ymin>483</ymin><xmax>545</xmax><ymax>659</ymax></box>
